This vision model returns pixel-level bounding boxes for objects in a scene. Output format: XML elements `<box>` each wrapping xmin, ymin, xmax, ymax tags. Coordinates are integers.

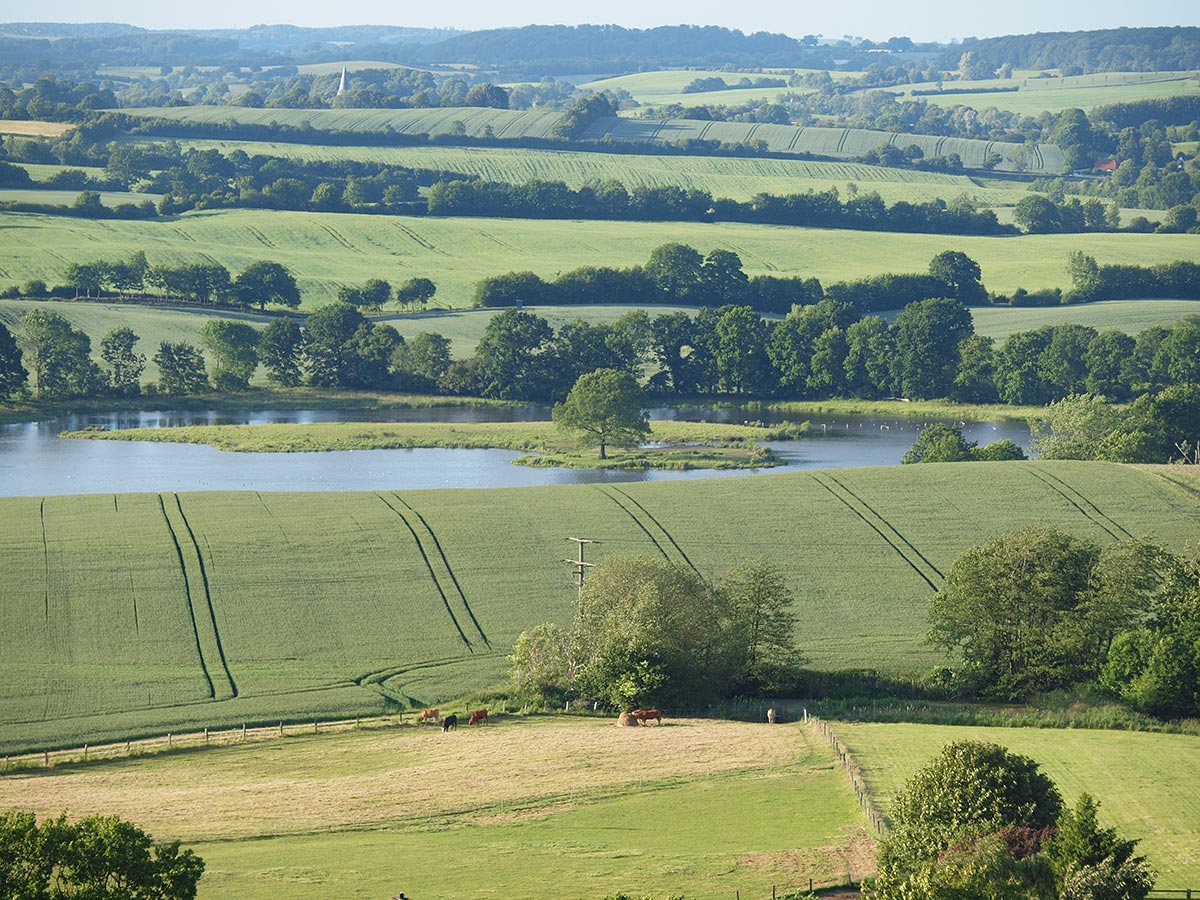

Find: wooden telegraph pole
<box><xmin>565</xmin><ymin>537</ymin><xmax>598</xmax><ymax>599</ymax></box>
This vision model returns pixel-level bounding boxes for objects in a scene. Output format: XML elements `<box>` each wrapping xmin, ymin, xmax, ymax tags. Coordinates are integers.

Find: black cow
<box><xmin>442</xmin><ymin>714</ymin><xmax>458</xmax><ymax>732</ymax></box>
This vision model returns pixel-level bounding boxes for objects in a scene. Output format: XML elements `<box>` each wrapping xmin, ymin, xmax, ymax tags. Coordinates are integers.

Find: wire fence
<box><xmin>807</xmin><ymin>710</ymin><xmax>890</xmax><ymax>837</ymax></box>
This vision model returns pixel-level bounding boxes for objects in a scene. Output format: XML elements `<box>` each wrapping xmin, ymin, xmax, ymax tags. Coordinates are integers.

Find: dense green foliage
<box><xmin>551</xmin><ymin>368</ymin><xmax>649</xmax><ymax>459</ymax></box>
<box><xmin>511</xmin><ymin>557</ymin><xmax>801</xmax><ymax>708</ymax></box>
<box><xmin>901</xmin><ymin>423</ymin><xmax>1027</xmax><ymax>463</ymax></box>
<box><xmin>0</xmin><ymin>810</ymin><xmax>205</xmax><ymax>900</ymax></box>
<box><xmin>872</xmin><ymin>741</ymin><xmax>1153</xmax><ymax>900</ymax></box>
<box><xmin>931</xmin><ymin>526</ymin><xmax>1200</xmax><ymax>715</ymax></box>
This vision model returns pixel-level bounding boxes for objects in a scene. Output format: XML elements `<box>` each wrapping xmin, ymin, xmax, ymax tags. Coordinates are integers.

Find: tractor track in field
<box><xmin>353</xmin><ymin>651</ymin><xmax>506</xmax><ymax>690</ymax></box>
<box><xmin>810</xmin><ymin>473</ymin><xmax>940</xmax><ymax>592</ymax></box>
<box><xmin>1035</xmin><ymin>468</ymin><xmax>1133</xmax><ymax>540</ymax></box>
<box><xmin>389</xmin><ymin>493</ymin><xmax>489</xmax><ymax>647</ymax></box>
<box><xmin>824</xmin><ymin>472</ymin><xmax>944</xmax><ymax>581</ymax></box>
<box><xmin>172</xmin><ymin>495</ymin><xmax>238</xmax><ymax>699</ymax></box>
<box><xmin>595</xmin><ymin>486</ymin><xmax>698</xmax><ymax>574</ymax></box>
<box><xmin>1025</xmin><ymin>469</ymin><xmax>1126</xmax><ymax>541</ymax></box>
<box><xmin>374</xmin><ymin>492</ymin><xmax>473</xmax><ymax>651</ymax></box>
<box><xmin>39</xmin><ymin>498</ymin><xmax>49</xmax><ymax>622</ymax></box>
<box><xmin>157</xmin><ymin>495</ymin><xmax>216</xmax><ymax>701</ymax></box>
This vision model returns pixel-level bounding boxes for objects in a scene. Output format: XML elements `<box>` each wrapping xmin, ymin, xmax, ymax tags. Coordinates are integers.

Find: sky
<box><xmin>5</xmin><ymin>0</ymin><xmax>1196</xmax><ymax>41</ymax></box>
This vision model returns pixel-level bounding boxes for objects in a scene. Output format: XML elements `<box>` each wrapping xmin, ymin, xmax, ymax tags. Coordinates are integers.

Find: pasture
<box><xmin>837</xmin><ymin>722</ymin><xmax>1200</xmax><ymax>886</ymax></box>
<box><xmin>0</xmin><ymin>717</ymin><xmax>873</xmax><ymax>900</ymax></box>
<box><xmin>161</xmin><ymin>138</ymin><xmax>1033</xmax><ymax>205</ymax></box>
<box><xmin>2</xmin><ymin>207</ymin><xmax>1197</xmax><ymax>308</ymax></box>
<box><xmin>2</xmin><ymin>461</ymin><xmax>1199</xmax><ymax>753</ymax></box>
<box><xmin>0</xmin><ymin>188</ymin><xmax>161</xmax><ymax>205</ymax></box>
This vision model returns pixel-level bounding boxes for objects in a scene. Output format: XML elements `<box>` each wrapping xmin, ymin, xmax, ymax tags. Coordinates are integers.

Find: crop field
<box><xmin>579</xmin><ymin>118</ymin><xmax>1067</xmax><ymax>174</ymax></box>
<box><xmin>119</xmin><ymin>105</ymin><xmax>566</xmax><ymax>139</ymax></box>
<box><xmin>0</xmin><ymin>717</ymin><xmax>873</xmax><ymax>900</ymax></box>
<box><xmin>0</xmin><ymin>119</ymin><xmax>74</xmax><ymax>137</ymax></box>
<box><xmin>114</xmin><ymin>106</ymin><xmax>1064</xmax><ymax>173</ymax></box>
<box><xmin>891</xmin><ymin>71</ymin><xmax>1200</xmax><ymax>116</ymax></box>
<box><xmin>19</xmin><ymin>163</ymin><xmax>109</xmax><ymax>181</ymax></box>
<box><xmin>837</xmin><ymin>722</ymin><xmax>1200</xmax><ymax>886</ymax></box>
<box><xmin>0</xmin><ymin>300</ymin><xmax>274</xmax><ymax>382</ymax></box>
<box><xmin>579</xmin><ymin>68</ymin><xmax>861</xmax><ymax>99</ymax></box>
<box><xmin>2</xmin><ymin>461</ymin><xmax>1199</xmax><ymax>753</ymax></box>
<box><xmin>970</xmin><ymin>300</ymin><xmax>1200</xmax><ymax>339</ymax></box>
<box><xmin>164</xmin><ymin>138</ymin><xmax>1033</xmax><ymax>205</ymax></box>
<box><xmin>3</xmin><ymin>208</ymin><xmax>1197</xmax><ymax>308</ymax></box>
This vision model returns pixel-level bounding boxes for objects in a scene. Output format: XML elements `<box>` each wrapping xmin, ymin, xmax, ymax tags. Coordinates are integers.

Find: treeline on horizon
<box><xmin>0</xmin><ymin>23</ymin><xmax>1197</xmax><ymax>79</ymax></box>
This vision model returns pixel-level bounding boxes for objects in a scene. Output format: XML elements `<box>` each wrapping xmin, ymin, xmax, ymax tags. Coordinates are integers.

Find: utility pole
<box><xmin>565</xmin><ymin>537</ymin><xmax>598</xmax><ymax>599</ymax></box>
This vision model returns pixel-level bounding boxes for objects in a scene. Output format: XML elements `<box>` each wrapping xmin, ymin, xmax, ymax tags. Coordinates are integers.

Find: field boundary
<box><xmin>808</xmin><ymin>712</ymin><xmax>890</xmax><ymax>837</ymax></box>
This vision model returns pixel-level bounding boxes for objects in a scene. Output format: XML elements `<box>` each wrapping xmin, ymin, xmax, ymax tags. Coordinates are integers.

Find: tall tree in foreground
<box><xmin>17</xmin><ymin>310</ymin><xmax>102</xmax><ymax>398</ymax></box>
<box><xmin>552</xmin><ymin>368</ymin><xmax>650</xmax><ymax>459</ymax></box>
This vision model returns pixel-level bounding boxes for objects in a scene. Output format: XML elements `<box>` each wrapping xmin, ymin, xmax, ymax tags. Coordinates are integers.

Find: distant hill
<box><xmin>182</xmin><ymin>24</ymin><xmax>463</xmax><ymax>52</ymax></box>
<box><xmin>0</xmin><ymin>22</ymin><xmax>146</xmax><ymax>37</ymax></box>
<box><xmin>944</xmin><ymin>27</ymin><xmax>1200</xmax><ymax>73</ymax></box>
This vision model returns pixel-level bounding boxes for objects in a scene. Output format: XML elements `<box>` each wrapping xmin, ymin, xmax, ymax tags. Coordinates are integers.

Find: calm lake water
<box><xmin>0</xmin><ymin>406</ymin><xmax>1032</xmax><ymax>497</ymax></box>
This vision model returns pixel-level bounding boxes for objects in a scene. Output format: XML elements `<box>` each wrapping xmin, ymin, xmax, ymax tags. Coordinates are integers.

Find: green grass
<box><xmin>836</xmin><ymin>721</ymin><xmax>1200</xmax><ymax>886</ymax></box>
<box><xmin>1</xmin><ymin>717</ymin><xmax>874</xmax><ymax>900</ymax></box>
<box><xmin>970</xmin><ymin>300</ymin><xmax>1200</xmax><ymax>339</ymax></box>
<box><xmin>3</xmin><ymin>207</ymin><xmax>1197</xmax><ymax>308</ymax></box>
<box><xmin>891</xmin><ymin>71</ymin><xmax>1200</xmax><ymax>116</ymax></box>
<box><xmin>3</xmin><ymin>461</ymin><xmax>1200</xmax><ymax>753</ymax></box>
<box><xmin>62</xmin><ymin>419</ymin><xmax>798</xmax><ymax>469</ymax></box>
<box><xmin>159</xmin><ymin>138</ymin><xmax>1034</xmax><ymax>205</ymax></box>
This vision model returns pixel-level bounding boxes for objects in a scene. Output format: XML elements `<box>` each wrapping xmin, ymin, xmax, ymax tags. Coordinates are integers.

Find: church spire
<box><xmin>337</xmin><ymin>66</ymin><xmax>348</xmax><ymax>96</ymax></box>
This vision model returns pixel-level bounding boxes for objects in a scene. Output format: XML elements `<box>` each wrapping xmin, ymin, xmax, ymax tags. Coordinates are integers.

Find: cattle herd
<box><xmin>415</xmin><ymin>707</ymin><xmax>664</xmax><ymax>729</ymax></box>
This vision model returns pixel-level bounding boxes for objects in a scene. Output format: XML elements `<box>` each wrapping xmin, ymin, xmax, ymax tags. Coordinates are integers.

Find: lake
<box><xmin>0</xmin><ymin>406</ymin><xmax>1032</xmax><ymax>496</ymax></box>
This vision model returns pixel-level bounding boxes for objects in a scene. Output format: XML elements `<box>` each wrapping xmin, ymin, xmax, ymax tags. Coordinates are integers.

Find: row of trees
<box><xmin>930</xmin><ymin>525</ymin><xmax>1200</xmax><ymax>718</ymax></box>
<box><xmin>52</xmin><ymin>254</ymin><xmax>302</xmax><ymax>310</ymax></box>
<box><xmin>428</xmin><ymin>178</ymin><xmax>1012</xmax><ymax>235</ymax></box>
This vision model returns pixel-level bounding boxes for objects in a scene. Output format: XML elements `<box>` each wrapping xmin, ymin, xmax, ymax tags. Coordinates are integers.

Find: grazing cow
<box><xmin>467</xmin><ymin>708</ymin><xmax>488</xmax><ymax>726</ymax></box>
<box><xmin>417</xmin><ymin>708</ymin><xmax>440</xmax><ymax>725</ymax></box>
<box><xmin>630</xmin><ymin>708</ymin><xmax>662</xmax><ymax>725</ymax></box>
<box><xmin>442</xmin><ymin>714</ymin><xmax>457</xmax><ymax>732</ymax></box>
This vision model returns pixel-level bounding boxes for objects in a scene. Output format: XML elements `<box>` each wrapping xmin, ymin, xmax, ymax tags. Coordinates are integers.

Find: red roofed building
<box><xmin>1094</xmin><ymin>158</ymin><xmax>1118</xmax><ymax>173</ymax></box>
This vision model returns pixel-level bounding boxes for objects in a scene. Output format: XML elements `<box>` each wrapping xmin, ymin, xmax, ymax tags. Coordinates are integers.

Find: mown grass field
<box><xmin>161</xmin><ymin>138</ymin><xmax>1032</xmax><ymax>205</ymax></box>
<box><xmin>891</xmin><ymin>71</ymin><xmax>1200</xmax><ymax>116</ymax></box>
<box><xmin>0</xmin><ymin>119</ymin><xmax>74</xmax><ymax>137</ymax></box>
<box><xmin>2</xmin><ymin>461</ymin><xmax>1199</xmax><ymax>753</ymax></box>
<box><xmin>0</xmin><ymin>717</ymin><xmax>873</xmax><ymax>900</ymax></box>
<box><xmin>837</xmin><ymin>722</ymin><xmax>1200</xmax><ymax>887</ymax></box>
<box><xmin>4</xmin><ymin>207</ymin><xmax>1197</xmax><ymax>308</ymax></box>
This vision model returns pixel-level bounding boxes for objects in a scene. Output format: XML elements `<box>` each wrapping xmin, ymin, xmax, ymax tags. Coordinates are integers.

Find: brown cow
<box><xmin>417</xmin><ymin>708</ymin><xmax>440</xmax><ymax>725</ymax></box>
<box><xmin>630</xmin><ymin>708</ymin><xmax>662</xmax><ymax>725</ymax></box>
<box><xmin>467</xmin><ymin>708</ymin><xmax>488</xmax><ymax>726</ymax></box>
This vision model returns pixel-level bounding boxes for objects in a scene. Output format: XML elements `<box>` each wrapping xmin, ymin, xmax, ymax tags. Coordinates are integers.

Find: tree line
<box><xmin>931</xmin><ymin>523</ymin><xmax>1200</xmax><ymax>720</ymax></box>
<box><xmin>428</xmin><ymin>178</ymin><xmax>1014</xmax><ymax>236</ymax></box>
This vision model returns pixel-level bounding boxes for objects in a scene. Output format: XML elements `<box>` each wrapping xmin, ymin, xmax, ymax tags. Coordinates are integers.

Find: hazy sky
<box><xmin>10</xmin><ymin>0</ymin><xmax>1196</xmax><ymax>41</ymax></box>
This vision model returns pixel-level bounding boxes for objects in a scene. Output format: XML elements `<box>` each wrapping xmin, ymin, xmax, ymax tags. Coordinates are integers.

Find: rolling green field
<box><xmin>116</xmin><ymin>106</ymin><xmax>1064</xmax><ymax>173</ymax></box>
<box><xmin>161</xmin><ymin>139</ymin><xmax>1032</xmax><ymax>205</ymax></box>
<box><xmin>3</xmin><ymin>461</ymin><xmax>1200</xmax><ymax>753</ymax></box>
<box><xmin>838</xmin><ymin>722</ymin><xmax>1200</xmax><ymax>886</ymax></box>
<box><xmin>969</xmin><ymin>300</ymin><xmax>1200</xmax><ymax>338</ymax></box>
<box><xmin>0</xmin><ymin>717</ymin><xmax>874</xmax><ymax>900</ymax></box>
<box><xmin>890</xmin><ymin>71</ymin><xmax>1200</xmax><ymax>116</ymax></box>
<box><xmin>4</xmin><ymin>208</ymin><xmax>1197</xmax><ymax>308</ymax></box>
<box><xmin>0</xmin><ymin>188</ymin><xmax>161</xmax><ymax>205</ymax></box>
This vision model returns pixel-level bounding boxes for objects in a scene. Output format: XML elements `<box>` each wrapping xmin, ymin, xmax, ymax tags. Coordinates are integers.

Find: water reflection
<box><xmin>0</xmin><ymin>406</ymin><xmax>1031</xmax><ymax>497</ymax></box>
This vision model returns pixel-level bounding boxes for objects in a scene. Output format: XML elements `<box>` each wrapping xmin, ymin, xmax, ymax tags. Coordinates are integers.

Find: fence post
<box><xmin>204</xmin><ymin>728</ymin><xmax>209</xmax><ymax>745</ymax></box>
<box><xmin>167</xmin><ymin>733</ymin><xmax>172</xmax><ymax>748</ymax></box>
<box><xmin>279</xmin><ymin>721</ymin><xmax>284</xmax><ymax>736</ymax></box>
<box><xmin>242</xmin><ymin>723</ymin><xmax>247</xmax><ymax>740</ymax></box>
<box><xmin>44</xmin><ymin>751</ymin><xmax>49</xmax><ymax>768</ymax></box>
